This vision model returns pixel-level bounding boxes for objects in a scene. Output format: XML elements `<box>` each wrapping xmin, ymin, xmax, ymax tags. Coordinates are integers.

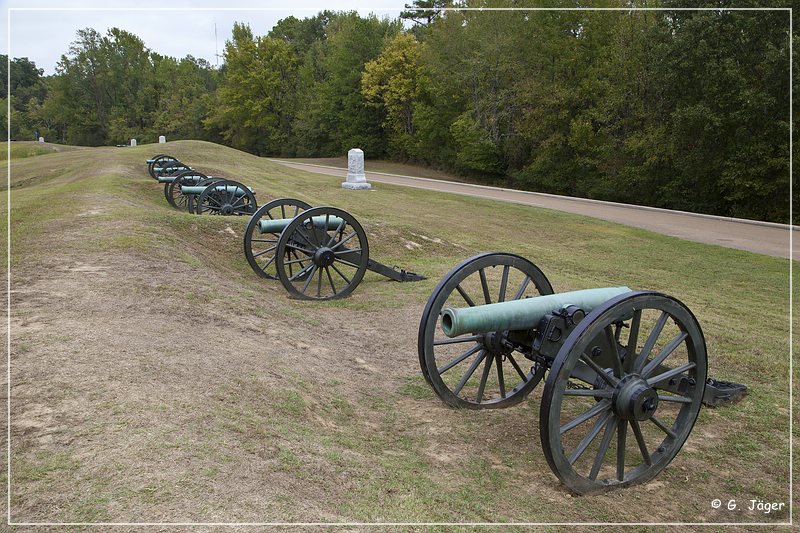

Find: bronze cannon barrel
<box><xmin>257</xmin><ymin>215</ymin><xmax>345</xmax><ymax>234</ymax></box>
<box><xmin>440</xmin><ymin>286</ymin><xmax>631</xmax><ymax>337</ymax></box>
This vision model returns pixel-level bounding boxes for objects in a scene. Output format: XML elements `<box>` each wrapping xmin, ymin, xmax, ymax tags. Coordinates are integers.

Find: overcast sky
<box><xmin>3</xmin><ymin>0</ymin><xmax>408</xmax><ymax>75</ymax></box>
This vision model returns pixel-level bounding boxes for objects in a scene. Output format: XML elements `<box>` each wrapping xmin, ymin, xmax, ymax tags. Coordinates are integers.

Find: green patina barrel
<box><xmin>157</xmin><ymin>174</ymin><xmax>205</xmax><ymax>184</ymax></box>
<box><xmin>258</xmin><ymin>215</ymin><xmax>345</xmax><ymax>234</ymax></box>
<box><xmin>441</xmin><ymin>286</ymin><xmax>631</xmax><ymax>337</ymax></box>
<box><xmin>154</xmin><ymin>166</ymin><xmax>188</xmax><ymax>173</ymax></box>
<box><xmin>181</xmin><ymin>185</ymin><xmax>254</xmax><ymax>196</ymax></box>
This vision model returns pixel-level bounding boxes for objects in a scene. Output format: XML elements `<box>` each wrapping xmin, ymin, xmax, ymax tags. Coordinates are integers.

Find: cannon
<box><xmin>418</xmin><ymin>252</ymin><xmax>746</xmax><ymax>495</ymax></box>
<box><xmin>182</xmin><ymin>179</ymin><xmax>257</xmax><ymax>216</ymax></box>
<box><xmin>146</xmin><ymin>154</ymin><xmax>190</xmax><ymax>180</ymax></box>
<box><xmin>243</xmin><ymin>198</ymin><xmax>425</xmax><ymax>300</ymax></box>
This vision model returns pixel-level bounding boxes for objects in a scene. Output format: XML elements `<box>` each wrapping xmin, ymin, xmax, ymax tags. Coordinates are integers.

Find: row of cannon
<box><xmin>146</xmin><ymin>154</ymin><xmax>424</xmax><ymax>300</ymax></box>
<box><xmin>144</xmin><ymin>153</ymin><xmax>746</xmax><ymax>495</ymax></box>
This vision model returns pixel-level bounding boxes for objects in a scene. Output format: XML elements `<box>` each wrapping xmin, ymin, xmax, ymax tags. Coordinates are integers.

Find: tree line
<box><xmin>3</xmin><ymin>1</ymin><xmax>795</xmax><ymax>224</ymax></box>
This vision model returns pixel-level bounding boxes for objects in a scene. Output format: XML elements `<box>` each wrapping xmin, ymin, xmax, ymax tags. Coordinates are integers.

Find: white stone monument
<box><xmin>130</xmin><ymin>138</ymin><xmax>137</xmax><ymax>147</ymax></box>
<box><xmin>38</xmin><ymin>137</ymin><xmax>44</xmax><ymax>143</ymax></box>
<box><xmin>159</xmin><ymin>135</ymin><xmax>166</xmax><ymax>144</ymax></box>
<box><xmin>341</xmin><ymin>148</ymin><xmax>371</xmax><ymax>190</ymax></box>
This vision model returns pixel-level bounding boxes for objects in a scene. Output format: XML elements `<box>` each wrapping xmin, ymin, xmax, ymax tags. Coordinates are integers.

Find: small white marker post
<box><xmin>341</xmin><ymin>148</ymin><xmax>371</xmax><ymax>190</ymax></box>
<box><xmin>130</xmin><ymin>139</ymin><xmax>137</xmax><ymax>147</ymax></box>
<box><xmin>159</xmin><ymin>135</ymin><xmax>166</xmax><ymax>143</ymax></box>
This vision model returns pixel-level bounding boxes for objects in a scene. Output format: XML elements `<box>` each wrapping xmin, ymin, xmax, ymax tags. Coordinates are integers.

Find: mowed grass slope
<box><xmin>4</xmin><ymin>140</ymin><xmax>794</xmax><ymax>524</ymax></box>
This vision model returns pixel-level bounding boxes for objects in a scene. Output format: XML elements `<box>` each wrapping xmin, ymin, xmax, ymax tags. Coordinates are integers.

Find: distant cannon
<box><xmin>145</xmin><ymin>155</ymin><xmax>256</xmax><ymax>215</ymax></box>
<box><xmin>146</xmin><ymin>154</ymin><xmax>189</xmax><ymax>180</ymax></box>
<box><xmin>418</xmin><ymin>252</ymin><xmax>746</xmax><ymax>495</ymax></box>
<box><xmin>244</xmin><ymin>198</ymin><xmax>424</xmax><ymax>300</ymax></box>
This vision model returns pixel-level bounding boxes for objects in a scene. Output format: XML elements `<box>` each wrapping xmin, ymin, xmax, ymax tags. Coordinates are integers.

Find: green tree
<box><xmin>206</xmin><ymin>23</ymin><xmax>300</xmax><ymax>155</ymax></box>
<box><xmin>361</xmin><ymin>33</ymin><xmax>424</xmax><ymax>158</ymax></box>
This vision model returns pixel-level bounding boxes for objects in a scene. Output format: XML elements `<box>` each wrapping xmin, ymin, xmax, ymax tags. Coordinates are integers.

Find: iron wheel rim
<box><xmin>418</xmin><ymin>252</ymin><xmax>554</xmax><ymax>409</ymax></box>
<box><xmin>540</xmin><ymin>291</ymin><xmax>707</xmax><ymax>494</ymax></box>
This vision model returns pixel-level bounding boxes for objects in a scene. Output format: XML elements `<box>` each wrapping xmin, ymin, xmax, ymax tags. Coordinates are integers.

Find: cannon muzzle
<box><xmin>440</xmin><ymin>286</ymin><xmax>631</xmax><ymax>337</ymax></box>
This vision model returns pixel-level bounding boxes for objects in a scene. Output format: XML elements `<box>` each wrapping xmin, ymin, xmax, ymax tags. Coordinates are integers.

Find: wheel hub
<box><xmin>220</xmin><ymin>203</ymin><xmax>234</xmax><ymax>215</ymax></box>
<box><xmin>313</xmin><ymin>247</ymin><xmax>335</xmax><ymax>267</ymax></box>
<box><xmin>482</xmin><ymin>331</ymin><xmax>513</xmax><ymax>356</ymax></box>
<box><xmin>613</xmin><ymin>374</ymin><xmax>659</xmax><ymax>421</ymax></box>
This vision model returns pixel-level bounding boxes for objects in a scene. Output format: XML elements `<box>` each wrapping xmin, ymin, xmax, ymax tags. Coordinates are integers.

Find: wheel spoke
<box><xmin>616</xmin><ymin>420</ymin><xmax>628</xmax><ymax>481</ymax></box>
<box><xmin>438</xmin><ymin>343</ymin><xmax>483</xmax><ymax>374</ymax></box>
<box><xmin>478</xmin><ymin>268</ymin><xmax>491</xmax><ymax>304</ymax></box>
<box><xmin>333</xmin><ymin>258</ymin><xmax>363</xmax><ymax>270</ymax></box>
<box><xmin>496</xmin><ymin>354</ymin><xmax>506</xmax><ymax>398</ymax></box>
<box><xmin>579</xmin><ymin>353</ymin><xmax>619</xmax><ymax>387</ymax></box>
<box><xmin>455</xmin><ymin>284</ymin><xmax>476</xmax><ymax>307</ymax></box>
<box><xmin>505</xmin><ymin>353</ymin><xmax>528</xmax><ymax>381</ymax></box>
<box><xmin>433</xmin><ymin>335</ymin><xmax>482</xmax><ymax>346</ymax></box>
<box><xmin>513</xmin><ymin>275</ymin><xmax>531</xmax><ymax>300</ymax></box>
<box><xmin>630</xmin><ymin>419</ymin><xmax>651</xmax><ymax>465</ymax></box>
<box><xmin>326</xmin><ymin>218</ymin><xmax>347</xmax><ymax>247</ymax></box>
<box><xmin>634</xmin><ymin>311</ymin><xmax>669</xmax><ymax>373</ymax></box>
<box><xmin>300</xmin><ymin>265</ymin><xmax>319</xmax><ymax>294</ymax></box>
<box><xmin>475</xmin><ymin>353</ymin><xmax>494</xmax><ymax>403</ymax></box>
<box><xmin>283</xmin><ymin>256</ymin><xmax>312</xmax><ymax>266</ymax></box>
<box><xmin>325</xmin><ymin>267</ymin><xmax>337</xmax><ymax>294</ymax></box>
<box><xmin>293</xmin><ymin>228</ymin><xmax>317</xmax><ymax>250</ymax></box>
<box><xmin>334</xmin><ymin>248</ymin><xmax>362</xmax><ymax>255</ymax></box>
<box><xmin>641</xmin><ymin>332</ymin><xmax>688</xmax><ymax>379</ymax></box>
<box><xmin>589</xmin><ymin>416</ymin><xmax>618</xmax><ymax>481</ymax></box>
<box><xmin>646</xmin><ymin>362</ymin><xmax>696</xmax><ymax>387</ymax></box>
<box><xmin>288</xmin><ymin>263</ymin><xmax>314</xmax><ymax>282</ymax></box>
<box><xmin>285</xmin><ymin>242</ymin><xmax>315</xmax><ymax>255</ymax></box>
<box><xmin>259</xmin><ymin>255</ymin><xmax>277</xmax><ymax>272</ymax></box>
<box><xmin>624</xmin><ymin>309</ymin><xmax>641</xmax><ymax>372</ymax></box>
<box><xmin>316</xmin><ymin>267</ymin><xmax>323</xmax><ymax>297</ymax></box>
<box><xmin>330</xmin><ymin>263</ymin><xmax>351</xmax><ymax>284</ymax></box>
<box><xmin>560</xmin><ymin>399</ymin><xmax>611</xmax><ymax>434</ymax></box>
<box><xmin>331</xmin><ymin>231</ymin><xmax>358</xmax><ymax>250</ymax></box>
<box><xmin>252</xmin><ymin>245</ymin><xmax>277</xmax><ymax>258</ymax></box>
<box><xmin>498</xmin><ymin>265</ymin><xmax>509</xmax><ymax>302</ymax></box>
<box><xmin>605</xmin><ymin>325</ymin><xmax>623</xmax><ymax>378</ymax></box>
<box><xmin>657</xmin><ymin>394</ymin><xmax>692</xmax><ymax>404</ymax></box>
<box><xmin>564</xmin><ymin>388</ymin><xmax>613</xmax><ymax>398</ymax></box>
<box><xmin>452</xmin><ymin>350</ymin><xmax>487</xmax><ymax>396</ymax></box>
<box><xmin>568</xmin><ymin>410</ymin><xmax>612</xmax><ymax>465</ymax></box>
<box><xmin>650</xmin><ymin>416</ymin><xmax>677</xmax><ymax>439</ymax></box>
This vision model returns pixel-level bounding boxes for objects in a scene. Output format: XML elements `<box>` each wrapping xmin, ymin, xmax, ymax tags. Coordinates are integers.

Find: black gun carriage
<box><xmin>244</xmin><ymin>198</ymin><xmax>424</xmax><ymax>300</ymax></box>
<box><xmin>418</xmin><ymin>252</ymin><xmax>745</xmax><ymax>494</ymax></box>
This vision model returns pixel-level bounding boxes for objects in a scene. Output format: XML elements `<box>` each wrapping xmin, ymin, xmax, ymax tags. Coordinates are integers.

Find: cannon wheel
<box><xmin>186</xmin><ymin>178</ymin><xmax>222</xmax><ymax>214</ymax></box>
<box><xmin>244</xmin><ymin>198</ymin><xmax>313</xmax><ymax>279</ymax></box>
<box><xmin>195</xmin><ymin>179</ymin><xmax>257</xmax><ymax>216</ymax></box>
<box><xmin>148</xmin><ymin>154</ymin><xmax>177</xmax><ymax>179</ymax></box>
<box><xmin>418</xmin><ymin>252</ymin><xmax>554</xmax><ymax>409</ymax></box>
<box><xmin>274</xmin><ymin>206</ymin><xmax>369</xmax><ymax>300</ymax></box>
<box><xmin>540</xmin><ymin>291</ymin><xmax>707</xmax><ymax>495</ymax></box>
<box><xmin>164</xmin><ymin>170</ymin><xmax>209</xmax><ymax>208</ymax></box>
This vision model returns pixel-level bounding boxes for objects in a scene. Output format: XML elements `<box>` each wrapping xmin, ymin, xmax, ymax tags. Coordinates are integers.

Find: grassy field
<box><xmin>2</xmin><ymin>140</ymin><xmax>795</xmax><ymax>526</ymax></box>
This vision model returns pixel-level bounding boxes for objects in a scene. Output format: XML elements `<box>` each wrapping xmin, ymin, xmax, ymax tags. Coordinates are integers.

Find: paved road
<box><xmin>271</xmin><ymin>160</ymin><xmax>796</xmax><ymax>259</ymax></box>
